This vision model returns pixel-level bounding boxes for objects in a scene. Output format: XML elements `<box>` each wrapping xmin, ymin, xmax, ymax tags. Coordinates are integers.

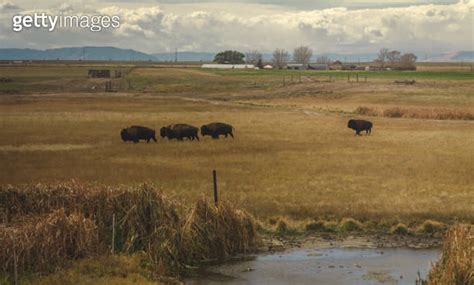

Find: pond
<box><xmin>185</xmin><ymin>247</ymin><xmax>439</xmax><ymax>285</ymax></box>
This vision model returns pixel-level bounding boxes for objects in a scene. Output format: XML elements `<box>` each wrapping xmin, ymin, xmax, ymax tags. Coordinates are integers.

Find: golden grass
<box><xmin>0</xmin><ymin>209</ymin><xmax>98</xmax><ymax>274</ymax></box>
<box><xmin>0</xmin><ymin>144</ymin><xmax>93</xmax><ymax>152</ymax></box>
<box><xmin>427</xmin><ymin>224</ymin><xmax>473</xmax><ymax>285</ymax></box>
<box><xmin>0</xmin><ymin>95</ymin><xmax>473</xmax><ymax>225</ymax></box>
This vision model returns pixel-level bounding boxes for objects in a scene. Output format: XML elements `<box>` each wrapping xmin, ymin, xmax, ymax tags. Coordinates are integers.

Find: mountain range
<box><xmin>0</xmin><ymin>47</ymin><xmax>472</xmax><ymax>62</ymax></box>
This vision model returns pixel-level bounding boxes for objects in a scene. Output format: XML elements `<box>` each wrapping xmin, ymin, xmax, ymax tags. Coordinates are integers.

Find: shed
<box><xmin>286</xmin><ymin>63</ymin><xmax>306</xmax><ymax>70</ymax></box>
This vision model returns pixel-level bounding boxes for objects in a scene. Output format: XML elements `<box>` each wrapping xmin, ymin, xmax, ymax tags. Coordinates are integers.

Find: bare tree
<box><xmin>400</xmin><ymin>53</ymin><xmax>417</xmax><ymax>70</ymax></box>
<box><xmin>246</xmin><ymin>50</ymin><xmax>262</xmax><ymax>64</ymax></box>
<box><xmin>316</xmin><ymin>55</ymin><xmax>331</xmax><ymax>64</ymax></box>
<box><xmin>293</xmin><ymin>46</ymin><xmax>313</xmax><ymax>65</ymax></box>
<box><xmin>377</xmin><ymin>48</ymin><xmax>389</xmax><ymax>68</ymax></box>
<box><xmin>387</xmin><ymin>50</ymin><xmax>401</xmax><ymax>67</ymax></box>
<box><xmin>272</xmin><ymin>48</ymin><xmax>289</xmax><ymax>69</ymax></box>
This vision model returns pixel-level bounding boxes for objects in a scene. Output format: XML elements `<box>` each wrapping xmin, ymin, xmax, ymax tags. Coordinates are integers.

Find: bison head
<box><xmin>347</xmin><ymin>119</ymin><xmax>356</xmax><ymax>130</ymax></box>
<box><xmin>120</xmin><ymin>129</ymin><xmax>130</xmax><ymax>141</ymax></box>
<box><xmin>200</xmin><ymin>125</ymin><xmax>210</xmax><ymax>136</ymax></box>
<box><xmin>160</xmin><ymin>127</ymin><xmax>167</xmax><ymax>138</ymax></box>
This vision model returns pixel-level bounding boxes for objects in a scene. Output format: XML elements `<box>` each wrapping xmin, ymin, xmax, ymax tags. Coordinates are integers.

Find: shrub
<box><xmin>390</xmin><ymin>223</ymin><xmax>409</xmax><ymax>235</ymax></box>
<box><xmin>339</xmin><ymin>218</ymin><xmax>363</xmax><ymax>232</ymax></box>
<box><xmin>276</xmin><ymin>220</ymin><xmax>289</xmax><ymax>235</ymax></box>
<box><xmin>417</xmin><ymin>220</ymin><xmax>446</xmax><ymax>235</ymax></box>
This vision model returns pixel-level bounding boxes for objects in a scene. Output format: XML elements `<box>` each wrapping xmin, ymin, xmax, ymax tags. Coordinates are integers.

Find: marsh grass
<box><xmin>427</xmin><ymin>224</ymin><xmax>473</xmax><ymax>285</ymax></box>
<box><xmin>0</xmin><ymin>209</ymin><xmax>98</xmax><ymax>274</ymax></box>
<box><xmin>0</xmin><ymin>183</ymin><xmax>257</xmax><ymax>280</ymax></box>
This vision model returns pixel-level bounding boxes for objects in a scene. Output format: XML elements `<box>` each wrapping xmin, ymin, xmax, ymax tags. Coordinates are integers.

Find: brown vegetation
<box><xmin>0</xmin><ymin>209</ymin><xmax>97</xmax><ymax>273</ymax></box>
<box><xmin>0</xmin><ymin>183</ymin><xmax>257</xmax><ymax>280</ymax></box>
<box><xmin>356</xmin><ymin>105</ymin><xmax>474</xmax><ymax>120</ymax></box>
<box><xmin>181</xmin><ymin>197</ymin><xmax>256</xmax><ymax>262</ymax></box>
<box><xmin>427</xmin><ymin>224</ymin><xmax>473</xmax><ymax>285</ymax></box>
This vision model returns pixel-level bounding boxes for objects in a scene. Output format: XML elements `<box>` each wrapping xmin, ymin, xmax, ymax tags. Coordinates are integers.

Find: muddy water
<box><xmin>185</xmin><ymin>247</ymin><xmax>439</xmax><ymax>285</ymax></box>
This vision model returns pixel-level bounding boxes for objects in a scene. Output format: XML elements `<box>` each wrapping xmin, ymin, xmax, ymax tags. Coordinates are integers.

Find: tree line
<box><xmin>213</xmin><ymin>47</ymin><xmax>417</xmax><ymax>70</ymax></box>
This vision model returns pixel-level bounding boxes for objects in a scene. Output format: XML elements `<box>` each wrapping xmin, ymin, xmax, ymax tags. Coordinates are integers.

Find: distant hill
<box><xmin>0</xmin><ymin>47</ymin><xmax>157</xmax><ymax>61</ymax></box>
<box><xmin>1</xmin><ymin>47</ymin><xmax>471</xmax><ymax>62</ymax></box>
<box><xmin>423</xmin><ymin>51</ymin><xmax>474</xmax><ymax>62</ymax></box>
<box><xmin>153</xmin><ymin>52</ymin><xmax>215</xmax><ymax>62</ymax></box>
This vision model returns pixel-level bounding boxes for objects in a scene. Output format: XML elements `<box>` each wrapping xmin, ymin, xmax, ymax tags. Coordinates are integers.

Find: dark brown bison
<box><xmin>348</xmin><ymin>119</ymin><xmax>373</xmax><ymax>136</ymax></box>
<box><xmin>160</xmin><ymin>124</ymin><xmax>199</xmax><ymax>141</ymax></box>
<box><xmin>201</xmin><ymin>122</ymin><xmax>234</xmax><ymax>139</ymax></box>
<box><xmin>121</xmin><ymin>126</ymin><xmax>157</xmax><ymax>143</ymax></box>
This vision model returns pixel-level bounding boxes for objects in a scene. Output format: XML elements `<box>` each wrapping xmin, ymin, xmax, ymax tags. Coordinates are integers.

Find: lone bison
<box><xmin>201</xmin><ymin>122</ymin><xmax>234</xmax><ymax>139</ymax></box>
<box><xmin>121</xmin><ymin>126</ymin><xmax>157</xmax><ymax>143</ymax></box>
<box><xmin>160</xmin><ymin>124</ymin><xmax>199</xmax><ymax>141</ymax></box>
<box><xmin>347</xmin><ymin>119</ymin><xmax>373</xmax><ymax>136</ymax></box>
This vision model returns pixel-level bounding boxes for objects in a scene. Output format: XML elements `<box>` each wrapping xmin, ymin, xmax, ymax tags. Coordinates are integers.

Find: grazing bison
<box><xmin>201</xmin><ymin>122</ymin><xmax>234</xmax><ymax>139</ymax></box>
<box><xmin>121</xmin><ymin>126</ymin><xmax>157</xmax><ymax>143</ymax></box>
<box><xmin>160</xmin><ymin>124</ymin><xmax>199</xmax><ymax>141</ymax></box>
<box><xmin>347</xmin><ymin>119</ymin><xmax>373</xmax><ymax>136</ymax></box>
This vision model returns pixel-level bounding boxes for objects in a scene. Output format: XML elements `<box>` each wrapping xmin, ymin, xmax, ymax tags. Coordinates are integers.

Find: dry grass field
<box><xmin>0</xmin><ymin>62</ymin><xmax>473</xmax><ymax>284</ymax></box>
<box><xmin>0</xmin><ymin>63</ymin><xmax>473</xmax><ymax>225</ymax></box>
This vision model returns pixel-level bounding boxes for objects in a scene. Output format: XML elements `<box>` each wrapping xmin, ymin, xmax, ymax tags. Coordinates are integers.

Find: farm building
<box><xmin>201</xmin><ymin>64</ymin><xmax>255</xmax><ymax>69</ymax></box>
<box><xmin>263</xmin><ymin>65</ymin><xmax>273</xmax><ymax>69</ymax></box>
<box><xmin>286</xmin><ymin>63</ymin><xmax>306</xmax><ymax>70</ymax></box>
<box><xmin>308</xmin><ymin>64</ymin><xmax>329</xmax><ymax>70</ymax></box>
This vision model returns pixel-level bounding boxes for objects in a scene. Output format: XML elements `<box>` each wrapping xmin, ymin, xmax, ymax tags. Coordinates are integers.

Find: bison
<box><xmin>121</xmin><ymin>126</ymin><xmax>157</xmax><ymax>143</ymax></box>
<box><xmin>347</xmin><ymin>119</ymin><xmax>373</xmax><ymax>136</ymax></box>
<box><xmin>201</xmin><ymin>122</ymin><xmax>234</xmax><ymax>139</ymax></box>
<box><xmin>160</xmin><ymin>124</ymin><xmax>199</xmax><ymax>141</ymax></box>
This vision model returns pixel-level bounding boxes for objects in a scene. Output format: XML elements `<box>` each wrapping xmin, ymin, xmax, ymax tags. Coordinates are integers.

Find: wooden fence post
<box><xmin>111</xmin><ymin>214</ymin><xmax>116</xmax><ymax>254</ymax></box>
<box><xmin>213</xmin><ymin>170</ymin><xmax>218</xmax><ymax>206</ymax></box>
<box><xmin>347</xmin><ymin>74</ymin><xmax>350</xmax><ymax>82</ymax></box>
<box><xmin>12</xmin><ymin>232</ymin><xmax>18</xmax><ymax>285</ymax></box>
<box><xmin>356</xmin><ymin>74</ymin><xmax>359</xmax><ymax>82</ymax></box>
<box><xmin>365</xmin><ymin>75</ymin><xmax>367</xmax><ymax>83</ymax></box>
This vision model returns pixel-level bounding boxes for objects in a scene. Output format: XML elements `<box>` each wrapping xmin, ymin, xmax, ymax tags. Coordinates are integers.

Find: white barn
<box><xmin>201</xmin><ymin>64</ymin><xmax>255</xmax><ymax>69</ymax></box>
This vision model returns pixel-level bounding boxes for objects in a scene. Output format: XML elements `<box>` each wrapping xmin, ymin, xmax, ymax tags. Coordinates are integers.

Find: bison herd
<box><xmin>121</xmin><ymin>122</ymin><xmax>235</xmax><ymax>143</ymax></box>
<box><xmin>121</xmin><ymin>120</ymin><xmax>373</xmax><ymax>143</ymax></box>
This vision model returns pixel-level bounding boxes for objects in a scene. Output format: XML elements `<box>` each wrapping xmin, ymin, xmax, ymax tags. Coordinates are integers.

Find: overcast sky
<box><xmin>0</xmin><ymin>0</ymin><xmax>472</xmax><ymax>54</ymax></box>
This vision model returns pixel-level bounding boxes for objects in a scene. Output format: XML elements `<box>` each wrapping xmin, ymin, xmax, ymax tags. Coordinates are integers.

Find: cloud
<box><xmin>0</xmin><ymin>1</ymin><xmax>472</xmax><ymax>54</ymax></box>
<box><xmin>0</xmin><ymin>1</ymin><xmax>19</xmax><ymax>11</ymax></box>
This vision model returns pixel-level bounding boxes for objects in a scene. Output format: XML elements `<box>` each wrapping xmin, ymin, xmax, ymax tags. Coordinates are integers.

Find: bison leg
<box><xmin>212</xmin><ymin>134</ymin><xmax>219</xmax><ymax>139</ymax></box>
<box><xmin>195</xmin><ymin>135</ymin><xmax>199</xmax><ymax>141</ymax></box>
<box><xmin>225</xmin><ymin>133</ymin><xmax>228</xmax><ymax>138</ymax></box>
<box><xmin>229</xmin><ymin>132</ymin><xmax>234</xmax><ymax>138</ymax></box>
